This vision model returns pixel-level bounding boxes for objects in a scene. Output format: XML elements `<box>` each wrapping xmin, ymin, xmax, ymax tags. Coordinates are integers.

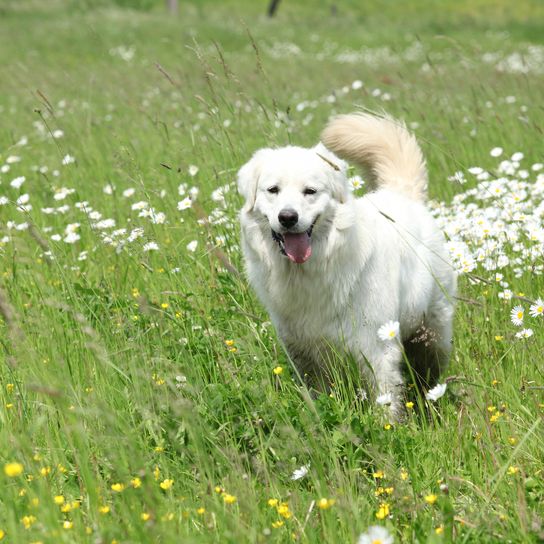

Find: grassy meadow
<box><xmin>0</xmin><ymin>1</ymin><xmax>543</xmax><ymax>542</ymax></box>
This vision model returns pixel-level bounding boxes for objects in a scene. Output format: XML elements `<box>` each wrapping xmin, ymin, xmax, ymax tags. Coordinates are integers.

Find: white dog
<box><xmin>238</xmin><ymin>112</ymin><xmax>456</xmax><ymax>417</ymax></box>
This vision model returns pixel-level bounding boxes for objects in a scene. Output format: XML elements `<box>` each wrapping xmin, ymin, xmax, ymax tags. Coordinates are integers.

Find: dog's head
<box><xmin>238</xmin><ymin>143</ymin><xmax>349</xmax><ymax>264</ymax></box>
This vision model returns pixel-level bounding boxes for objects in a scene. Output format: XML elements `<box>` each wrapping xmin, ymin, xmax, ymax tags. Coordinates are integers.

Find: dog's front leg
<box><xmin>358</xmin><ymin>340</ymin><xmax>406</xmax><ymax>421</ymax></box>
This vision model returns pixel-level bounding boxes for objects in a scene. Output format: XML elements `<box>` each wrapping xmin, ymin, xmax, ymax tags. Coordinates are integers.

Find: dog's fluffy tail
<box><xmin>321</xmin><ymin>112</ymin><xmax>428</xmax><ymax>201</ymax></box>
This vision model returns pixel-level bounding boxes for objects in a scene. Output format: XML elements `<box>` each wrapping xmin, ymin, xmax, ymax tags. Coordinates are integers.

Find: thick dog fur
<box><xmin>238</xmin><ymin>112</ymin><xmax>456</xmax><ymax>418</ymax></box>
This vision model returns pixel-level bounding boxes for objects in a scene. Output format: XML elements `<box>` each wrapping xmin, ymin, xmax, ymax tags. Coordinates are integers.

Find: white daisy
<box><xmin>377</xmin><ymin>321</ymin><xmax>400</xmax><ymax>341</ymax></box>
<box><xmin>490</xmin><ymin>147</ymin><xmax>503</xmax><ymax>157</ymax></box>
<box><xmin>290</xmin><ymin>464</ymin><xmax>310</xmax><ymax>481</ymax></box>
<box><xmin>177</xmin><ymin>197</ymin><xmax>192</xmax><ymax>211</ymax></box>
<box><xmin>188</xmin><ymin>165</ymin><xmax>199</xmax><ymax>177</ymax></box>
<box><xmin>510</xmin><ymin>305</ymin><xmax>524</xmax><ymax>326</ymax></box>
<box><xmin>143</xmin><ymin>242</ymin><xmax>159</xmax><ymax>252</ymax></box>
<box><xmin>529</xmin><ymin>299</ymin><xmax>543</xmax><ymax>318</ymax></box>
<box><xmin>515</xmin><ymin>328</ymin><xmax>533</xmax><ymax>339</ymax></box>
<box><xmin>186</xmin><ymin>240</ymin><xmax>198</xmax><ymax>252</ymax></box>
<box><xmin>425</xmin><ymin>383</ymin><xmax>447</xmax><ymax>401</ymax></box>
<box><xmin>10</xmin><ymin>176</ymin><xmax>26</xmax><ymax>189</ymax></box>
<box><xmin>357</xmin><ymin>525</ymin><xmax>393</xmax><ymax>544</ymax></box>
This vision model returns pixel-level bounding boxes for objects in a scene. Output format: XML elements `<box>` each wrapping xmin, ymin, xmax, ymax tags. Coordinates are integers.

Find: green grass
<box><xmin>0</xmin><ymin>1</ymin><xmax>543</xmax><ymax>542</ymax></box>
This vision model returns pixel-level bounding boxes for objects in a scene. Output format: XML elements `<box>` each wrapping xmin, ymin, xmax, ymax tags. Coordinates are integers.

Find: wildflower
<box><xmin>63</xmin><ymin>520</ymin><xmax>73</xmax><ymax>530</ymax></box>
<box><xmin>529</xmin><ymin>298</ymin><xmax>543</xmax><ymax>317</ymax></box>
<box><xmin>507</xmin><ymin>466</ymin><xmax>519</xmax><ymax>475</ymax></box>
<box><xmin>405</xmin><ymin>401</ymin><xmax>414</xmax><ymax>410</ymax></box>
<box><xmin>143</xmin><ymin>242</ymin><xmax>159</xmax><ymax>252</ymax></box>
<box><xmin>400</xmin><ymin>469</ymin><xmax>409</xmax><ymax>481</ymax></box>
<box><xmin>141</xmin><ymin>512</ymin><xmax>151</xmax><ymax>521</ymax></box>
<box><xmin>186</xmin><ymin>240</ymin><xmax>198</xmax><ymax>252</ymax></box>
<box><xmin>490</xmin><ymin>147</ymin><xmax>503</xmax><ymax>157</ymax></box>
<box><xmin>357</xmin><ymin>525</ymin><xmax>394</xmax><ymax>544</ymax></box>
<box><xmin>375</xmin><ymin>503</ymin><xmax>390</xmax><ymax>520</ymax></box>
<box><xmin>425</xmin><ymin>383</ymin><xmax>447</xmax><ymax>401</ymax></box>
<box><xmin>494</xmin><ymin>335</ymin><xmax>504</xmax><ymax>341</ymax></box>
<box><xmin>510</xmin><ymin>305</ymin><xmax>524</xmax><ymax>326</ymax></box>
<box><xmin>424</xmin><ymin>494</ymin><xmax>438</xmax><ymax>505</ymax></box>
<box><xmin>508</xmin><ymin>437</ymin><xmax>517</xmax><ymax>445</ymax></box>
<box><xmin>272</xmin><ymin>520</ymin><xmax>284</xmax><ymax>528</ymax></box>
<box><xmin>515</xmin><ymin>328</ymin><xmax>533</xmax><ymax>339</ymax></box>
<box><xmin>21</xmin><ymin>515</ymin><xmax>37</xmax><ymax>529</ymax></box>
<box><xmin>54</xmin><ymin>495</ymin><xmax>65</xmax><ymax>505</ymax></box>
<box><xmin>188</xmin><ymin>165</ymin><xmax>199</xmax><ymax>177</ymax></box>
<box><xmin>0</xmin><ymin>529</ymin><xmax>4</xmax><ymax>540</ymax></box>
<box><xmin>4</xmin><ymin>462</ymin><xmax>24</xmax><ymax>477</ymax></box>
<box><xmin>177</xmin><ymin>197</ymin><xmax>192</xmax><ymax>211</ymax></box>
<box><xmin>160</xmin><ymin>479</ymin><xmax>174</xmax><ymax>490</ymax></box>
<box><xmin>268</xmin><ymin>498</ymin><xmax>279</xmax><ymax>507</ymax></box>
<box><xmin>291</xmin><ymin>464</ymin><xmax>309</xmax><ymax>480</ymax></box>
<box><xmin>111</xmin><ymin>483</ymin><xmax>125</xmax><ymax>492</ymax></box>
<box><xmin>317</xmin><ymin>498</ymin><xmax>335</xmax><ymax>510</ymax></box>
<box><xmin>277</xmin><ymin>503</ymin><xmax>292</xmax><ymax>518</ymax></box>
<box><xmin>62</xmin><ymin>154</ymin><xmax>75</xmax><ymax>165</ymax></box>
<box><xmin>377</xmin><ymin>321</ymin><xmax>400</xmax><ymax>341</ymax></box>
<box><xmin>196</xmin><ymin>507</ymin><xmax>205</xmax><ymax>515</ymax></box>
<box><xmin>273</xmin><ymin>366</ymin><xmax>283</xmax><ymax>375</ymax></box>
<box><xmin>223</xmin><ymin>493</ymin><xmax>237</xmax><ymax>504</ymax></box>
<box><xmin>131</xmin><ymin>477</ymin><xmax>142</xmax><ymax>488</ymax></box>
<box><xmin>372</xmin><ymin>470</ymin><xmax>385</xmax><ymax>479</ymax></box>
<box><xmin>435</xmin><ymin>526</ymin><xmax>444</xmax><ymax>535</ymax></box>
<box><xmin>98</xmin><ymin>505</ymin><xmax>110</xmax><ymax>514</ymax></box>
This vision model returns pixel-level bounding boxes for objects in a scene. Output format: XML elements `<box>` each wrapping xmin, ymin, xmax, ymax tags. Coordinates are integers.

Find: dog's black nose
<box><xmin>278</xmin><ymin>209</ymin><xmax>299</xmax><ymax>228</ymax></box>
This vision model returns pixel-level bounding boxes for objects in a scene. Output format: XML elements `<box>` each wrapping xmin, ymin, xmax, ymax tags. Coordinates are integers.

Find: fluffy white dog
<box><xmin>238</xmin><ymin>112</ymin><xmax>456</xmax><ymax>417</ymax></box>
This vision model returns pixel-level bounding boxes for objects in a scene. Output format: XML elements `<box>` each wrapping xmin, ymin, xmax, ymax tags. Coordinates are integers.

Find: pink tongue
<box><xmin>283</xmin><ymin>232</ymin><xmax>312</xmax><ymax>264</ymax></box>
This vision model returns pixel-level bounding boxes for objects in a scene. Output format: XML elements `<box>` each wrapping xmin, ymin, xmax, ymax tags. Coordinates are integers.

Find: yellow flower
<box><xmin>111</xmin><ymin>483</ymin><xmax>125</xmax><ymax>492</ymax></box>
<box><xmin>400</xmin><ymin>469</ymin><xmax>409</xmax><ymax>481</ymax></box>
<box><xmin>214</xmin><ymin>486</ymin><xmax>223</xmax><ymax>494</ymax></box>
<box><xmin>131</xmin><ymin>477</ymin><xmax>142</xmax><ymax>488</ymax></box>
<box><xmin>4</xmin><ymin>462</ymin><xmax>24</xmax><ymax>477</ymax></box>
<box><xmin>155</xmin><ymin>446</ymin><xmax>164</xmax><ymax>453</ymax></box>
<box><xmin>372</xmin><ymin>470</ymin><xmax>385</xmax><ymax>479</ymax></box>
<box><xmin>317</xmin><ymin>498</ymin><xmax>335</xmax><ymax>510</ymax></box>
<box><xmin>98</xmin><ymin>505</ymin><xmax>110</xmax><ymax>514</ymax></box>
<box><xmin>54</xmin><ymin>495</ymin><xmax>65</xmax><ymax>505</ymax></box>
<box><xmin>196</xmin><ymin>507</ymin><xmax>205</xmax><ymax>515</ymax></box>
<box><xmin>153</xmin><ymin>466</ymin><xmax>160</xmax><ymax>480</ymax></box>
<box><xmin>508</xmin><ymin>437</ymin><xmax>517</xmax><ymax>446</ymax></box>
<box><xmin>225</xmin><ymin>340</ymin><xmax>235</xmax><ymax>347</ymax></box>
<box><xmin>277</xmin><ymin>503</ymin><xmax>292</xmax><ymax>518</ymax></box>
<box><xmin>424</xmin><ymin>494</ymin><xmax>437</xmax><ymax>505</ymax></box>
<box><xmin>272</xmin><ymin>520</ymin><xmax>284</xmax><ymax>528</ymax></box>
<box><xmin>60</xmin><ymin>503</ymin><xmax>72</xmax><ymax>513</ymax></box>
<box><xmin>6</xmin><ymin>384</ymin><xmax>14</xmax><ymax>393</ymax></box>
<box><xmin>268</xmin><ymin>498</ymin><xmax>279</xmax><ymax>507</ymax></box>
<box><xmin>160</xmin><ymin>302</ymin><xmax>169</xmax><ymax>309</ymax></box>
<box><xmin>223</xmin><ymin>493</ymin><xmax>237</xmax><ymax>504</ymax></box>
<box><xmin>273</xmin><ymin>366</ymin><xmax>283</xmax><ymax>375</ymax></box>
<box><xmin>160</xmin><ymin>479</ymin><xmax>174</xmax><ymax>490</ymax></box>
<box><xmin>85</xmin><ymin>527</ymin><xmax>93</xmax><ymax>535</ymax></box>
<box><xmin>162</xmin><ymin>512</ymin><xmax>175</xmax><ymax>522</ymax></box>
<box><xmin>63</xmin><ymin>520</ymin><xmax>73</xmax><ymax>530</ymax></box>
<box><xmin>375</xmin><ymin>503</ymin><xmax>390</xmax><ymax>520</ymax></box>
<box><xmin>0</xmin><ymin>529</ymin><xmax>4</xmax><ymax>540</ymax></box>
<box><xmin>21</xmin><ymin>515</ymin><xmax>37</xmax><ymax>529</ymax></box>
<box><xmin>435</xmin><ymin>525</ymin><xmax>444</xmax><ymax>535</ymax></box>
<box><xmin>383</xmin><ymin>423</ymin><xmax>392</xmax><ymax>430</ymax></box>
<box><xmin>40</xmin><ymin>466</ymin><xmax>51</xmax><ymax>477</ymax></box>
<box><xmin>507</xmin><ymin>466</ymin><xmax>519</xmax><ymax>476</ymax></box>
<box><xmin>141</xmin><ymin>512</ymin><xmax>151</xmax><ymax>521</ymax></box>
<box><xmin>405</xmin><ymin>401</ymin><xmax>414</xmax><ymax>410</ymax></box>
<box><xmin>494</xmin><ymin>335</ymin><xmax>504</xmax><ymax>341</ymax></box>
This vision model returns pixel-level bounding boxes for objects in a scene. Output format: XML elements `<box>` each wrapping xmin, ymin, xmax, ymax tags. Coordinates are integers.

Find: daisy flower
<box><xmin>510</xmin><ymin>305</ymin><xmax>524</xmax><ymax>326</ymax></box>
<box><xmin>377</xmin><ymin>321</ymin><xmax>400</xmax><ymax>341</ymax></box>
<box><xmin>515</xmin><ymin>328</ymin><xmax>533</xmax><ymax>339</ymax></box>
<box><xmin>357</xmin><ymin>525</ymin><xmax>393</xmax><ymax>544</ymax></box>
<box><xmin>290</xmin><ymin>464</ymin><xmax>310</xmax><ymax>481</ymax></box>
<box><xmin>425</xmin><ymin>383</ymin><xmax>447</xmax><ymax>401</ymax></box>
<box><xmin>529</xmin><ymin>298</ymin><xmax>543</xmax><ymax>318</ymax></box>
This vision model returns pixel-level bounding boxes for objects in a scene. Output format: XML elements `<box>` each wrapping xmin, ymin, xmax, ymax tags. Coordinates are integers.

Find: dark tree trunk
<box><xmin>267</xmin><ymin>0</ymin><xmax>281</xmax><ymax>17</ymax></box>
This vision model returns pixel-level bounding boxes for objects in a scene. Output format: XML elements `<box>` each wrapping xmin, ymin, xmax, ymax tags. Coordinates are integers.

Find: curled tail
<box><xmin>321</xmin><ymin>112</ymin><xmax>428</xmax><ymax>201</ymax></box>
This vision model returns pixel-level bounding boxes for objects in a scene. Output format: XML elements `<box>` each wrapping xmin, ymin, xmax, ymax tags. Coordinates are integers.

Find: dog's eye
<box><xmin>267</xmin><ymin>186</ymin><xmax>280</xmax><ymax>194</ymax></box>
<box><xmin>303</xmin><ymin>188</ymin><xmax>317</xmax><ymax>196</ymax></box>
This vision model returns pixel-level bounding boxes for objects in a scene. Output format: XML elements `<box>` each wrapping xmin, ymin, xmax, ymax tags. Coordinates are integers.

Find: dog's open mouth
<box><xmin>271</xmin><ymin>219</ymin><xmax>317</xmax><ymax>264</ymax></box>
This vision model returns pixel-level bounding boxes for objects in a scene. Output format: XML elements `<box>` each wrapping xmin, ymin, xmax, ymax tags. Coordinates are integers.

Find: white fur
<box><xmin>238</xmin><ymin>113</ymin><xmax>456</xmax><ymax>417</ymax></box>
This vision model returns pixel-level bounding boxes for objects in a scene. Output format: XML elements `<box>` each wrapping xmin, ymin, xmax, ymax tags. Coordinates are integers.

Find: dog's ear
<box><xmin>313</xmin><ymin>143</ymin><xmax>349</xmax><ymax>204</ymax></box>
<box><xmin>237</xmin><ymin>149</ymin><xmax>272</xmax><ymax>212</ymax></box>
